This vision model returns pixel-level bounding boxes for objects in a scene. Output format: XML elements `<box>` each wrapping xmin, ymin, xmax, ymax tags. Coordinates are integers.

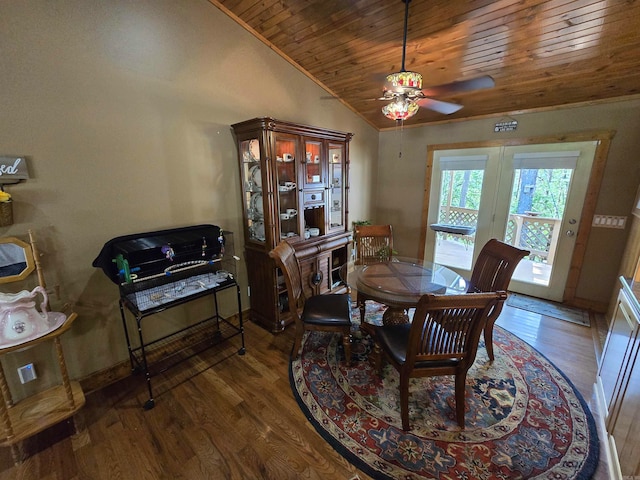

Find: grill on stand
<box><xmin>93</xmin><ymin>224</ymin><xmax>245</xmax><ymax>409</ymax></box>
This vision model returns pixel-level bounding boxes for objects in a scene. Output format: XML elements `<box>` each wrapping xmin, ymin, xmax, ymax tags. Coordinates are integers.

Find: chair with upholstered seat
<box><xmin>269</xmin><ymin>240</ymin><xmax>353</xmax><ymax>365</ymax></box>
<box><xmin>467</xmin><ymin>239</ymin><xmax>529</xmax><ymax>362</ymax></box>
<box><xmin>354</xmin><ymin>224</ymin><xmax>393</xmax><ymax>264</ymax></box>
<box><xmin>373</xmin><ymin>291</ymin><xmax>507</xmax><ymax>430</ymax></box>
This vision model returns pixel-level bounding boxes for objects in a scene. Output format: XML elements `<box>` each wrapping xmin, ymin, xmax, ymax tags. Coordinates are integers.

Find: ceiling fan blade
<box><xmin>416</xmin><ymin>98</ymin><xmax>463</xmax><ymax>115</ymax></box>
<box><xmin>422</xmin><ymin>75</ymin><xmax>495</xmax><ymax>97</ymax></box>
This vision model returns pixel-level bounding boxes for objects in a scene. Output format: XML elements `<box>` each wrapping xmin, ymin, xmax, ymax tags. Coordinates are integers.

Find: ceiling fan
<box><xmin>380</xmin><ymin>0</ymin><xmax>495</xmax><ymax>121</ymax></box>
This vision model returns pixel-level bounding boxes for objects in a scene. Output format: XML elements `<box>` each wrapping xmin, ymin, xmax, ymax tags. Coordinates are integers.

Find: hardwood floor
<box><xmin>0</xmin><ymin>303</ymin><xmax>606</xmax><ymax>480</ymax></box>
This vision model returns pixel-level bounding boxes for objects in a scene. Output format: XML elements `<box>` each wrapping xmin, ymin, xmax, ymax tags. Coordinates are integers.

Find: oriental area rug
<box><xmin>289</xmin><ymin>304</ymin><xmax>599</xmax><ymax>480</ymax></box>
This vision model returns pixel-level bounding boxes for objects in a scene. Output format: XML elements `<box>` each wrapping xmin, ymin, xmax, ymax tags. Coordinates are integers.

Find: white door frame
<box><xmin>418</xmin><ymin>131</ymin><xmax>614</xmax><ymax>305</ymax></box>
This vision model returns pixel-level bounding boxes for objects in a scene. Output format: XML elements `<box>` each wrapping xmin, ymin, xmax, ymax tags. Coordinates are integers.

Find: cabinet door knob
<box><xmin>311</xmin><ymin>271</ymin><xmax>323</xmax><ymax>286</ymax></box>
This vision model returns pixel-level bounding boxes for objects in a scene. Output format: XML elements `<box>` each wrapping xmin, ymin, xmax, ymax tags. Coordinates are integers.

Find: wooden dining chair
<box><xmin>353</xmin><ymin>224</ymin><xmax>394</xmax><ymax>321</ymax></box>
<box><xmin>269</xmin><ymin>240</ymin><xmax>353</xmax><ymax>365</ymax></box>
<box><xmin>354</xmin><ymin>224</ymin><xmax>393</xmax><ymax>264</ymax></box>
<box><xmin>373</xmin><ymin>291</ymin><xmax>507</xmax><ymax>430</ymax></box>
<box><xmin>467</xmin><ymin>239</ymin><xmax>529</xmax><ymax>362</ymax></box>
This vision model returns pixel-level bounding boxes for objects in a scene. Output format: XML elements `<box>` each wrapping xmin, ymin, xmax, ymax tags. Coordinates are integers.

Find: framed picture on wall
<box><xmin>634</xmin><ymin>184</ymin><xmax>640</xmax><ymax>218</ymax></box>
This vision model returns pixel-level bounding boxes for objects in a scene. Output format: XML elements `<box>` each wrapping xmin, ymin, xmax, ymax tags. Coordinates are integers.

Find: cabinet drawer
<box><xmin>304</xmin><ymin>189</ymin><xmax>325</xmax><ymax>206</ymax></box>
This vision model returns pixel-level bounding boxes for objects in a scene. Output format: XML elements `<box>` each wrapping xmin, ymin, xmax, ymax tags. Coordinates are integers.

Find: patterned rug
<box><xmin>289</xmin><ymin>304</ymin><xmax>599</xmax><ymax>479</ymax></box>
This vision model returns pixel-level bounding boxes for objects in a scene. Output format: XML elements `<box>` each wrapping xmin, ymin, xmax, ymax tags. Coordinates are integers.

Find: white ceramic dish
<box><xmin>308</xmin><ymin>227</ymin><xmax>320</xmax><ymax>237</ymax></box>
<box><xmin>251</xmin><ymin>221</ymin><xmax>265</xmax><ymax>241</ymax></box>
<box><xmin>250</xmin><ymin>193</ymin><xmax>263</xmax><ymax>216</ymax></box>
<box><xmin>248</xmin><ymin>139</ymin><xmax>260</xmax><ymax>160</ymax></box>
<box><xmin>0</xmin><ymin>311</ymin><xmax>67</xmax><ymax>349</ymax></box>
<box><xmin>249</xmin><ymin>165</ymin><xmax>262</xmax><ymax>188</ymax></box>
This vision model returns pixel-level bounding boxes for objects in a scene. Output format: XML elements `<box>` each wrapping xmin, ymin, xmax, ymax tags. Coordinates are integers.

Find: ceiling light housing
<box><xmin>382</xmin><ymin>96</ymin><xmax>419</xmax><ymax>121</ymax></box>
<box><xmin>385</xmin><ymin>71</ymin><xmax>423</xmax><ymax>95</ymax></box>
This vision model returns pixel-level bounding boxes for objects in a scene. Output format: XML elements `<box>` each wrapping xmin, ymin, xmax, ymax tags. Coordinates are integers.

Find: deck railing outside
<box><xmin>437</xmin><ymin>206</ymin><xmax>562</xmax><ymax>263</ymax></box>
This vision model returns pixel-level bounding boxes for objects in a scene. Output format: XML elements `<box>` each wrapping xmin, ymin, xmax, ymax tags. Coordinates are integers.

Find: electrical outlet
<box><xmin>17</xmin><ymin>363</ymin><xmax>37</xmax><ymax>384</ymax></box>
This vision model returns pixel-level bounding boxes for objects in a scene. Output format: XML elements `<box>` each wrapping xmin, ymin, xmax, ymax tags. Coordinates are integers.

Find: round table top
<box><xmin>340</xmin><ymin>256</ymin><xmax>467</xmax><ymax>308</ymax></box>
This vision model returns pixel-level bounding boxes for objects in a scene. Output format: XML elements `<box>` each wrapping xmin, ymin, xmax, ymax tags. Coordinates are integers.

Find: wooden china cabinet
<box><xmin>232</xmin><ymin>117</ymin><xmax>353</xmax><ymax>332</ymax></box>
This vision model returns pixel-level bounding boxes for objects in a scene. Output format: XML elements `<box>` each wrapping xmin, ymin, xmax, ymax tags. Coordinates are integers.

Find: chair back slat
<box><xmin>407</xmin><ymin>292</ymin><xmax>506</xmax><ymax>367</ymax></box>
<box><xmin>355</xmin><ymin>224</ymin><xmax>393</xmax><ymax>264</ymax></box>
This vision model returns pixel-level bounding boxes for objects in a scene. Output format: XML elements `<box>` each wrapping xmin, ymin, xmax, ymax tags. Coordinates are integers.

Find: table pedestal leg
<box><xmin>382</xmin><ymin>307</ymin><xmax>410</xmax><ymax>325</ymax></box>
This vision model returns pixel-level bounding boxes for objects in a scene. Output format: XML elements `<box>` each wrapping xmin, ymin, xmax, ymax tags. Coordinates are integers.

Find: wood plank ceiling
<box><xmin>211</xmin><ymin>0</ymin><xmax>640</xmax><ymax>130</ymax></box>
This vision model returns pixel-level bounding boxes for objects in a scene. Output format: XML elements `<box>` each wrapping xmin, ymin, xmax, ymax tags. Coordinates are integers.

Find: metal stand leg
<box><xmin>119</xmin><ymin>300</ymin><xmax>137</xmax><ymax>372</ymax></box>
<box><xmin>134</xmin><ymin>316</ymin><xmax>154</xmax><ymax>410</ymax></box>
<box><xmin>236</xmin><ymin>284</ymin><xmax>246</xmax><ymax>355</ymax></box>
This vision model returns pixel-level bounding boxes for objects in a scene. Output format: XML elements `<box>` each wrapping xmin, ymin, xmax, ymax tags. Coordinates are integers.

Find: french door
<box><xmin>424</xmin><ymin>141</ymin><xmax>597</xmax><ymax>301</ymax></box>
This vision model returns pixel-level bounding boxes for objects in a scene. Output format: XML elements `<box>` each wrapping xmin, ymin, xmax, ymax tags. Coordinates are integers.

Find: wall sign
<box><xmin>0</xmin><ymin>157</ymin><xmax>29</xmax><ymax>183</ymax></box>
<box><xmin>494</xmin><ymin>120</ymin><xmax>518</xmax><ymax>132</ymax></box>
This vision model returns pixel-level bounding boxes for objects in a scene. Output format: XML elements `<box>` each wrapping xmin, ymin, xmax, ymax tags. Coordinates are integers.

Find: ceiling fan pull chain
<box><xmin>398</xmin><ymin>120</ymin><xmax>404</xmax><ymax>159</ymax></box>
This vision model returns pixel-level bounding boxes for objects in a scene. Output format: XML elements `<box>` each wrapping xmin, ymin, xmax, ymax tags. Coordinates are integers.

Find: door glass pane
<box><xmin>433</xmin><ymin>166</ymin><xmax>484</xmax><ymax>270</ymax></box>
<box><xmin>328</xmin><ymin>144</ymin><xmax>344</xmax><ymax>231</ymax></box>
<box><xmin>304</xmin><ymin>140</ymin><xmax>322</xmax><ymax>185</ymax></box>
<box><xmin>507</xmin><ymin>166</ymin><xmax>574</xmax><ymax>286</ymax></box>
<box><xmin>241</xmin><ymin>138</ymin><xmax>265</xmax><ymax>243</ymax></box>
<box><xmin>276</xmin><ymin>136</ymin><xmax>299</xmax><ymax>240</ymax></box>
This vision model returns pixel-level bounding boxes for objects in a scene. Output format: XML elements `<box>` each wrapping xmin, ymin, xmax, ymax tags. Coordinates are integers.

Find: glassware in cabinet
<box><xmin>275</xmin><ymin>135</ymin><xmax>300</xmax><ymax>240</ymax></box>
<box><xmin>304</xmin><ymin>140</ymin><xmax>323</xmax><ymax>187</ymax></box>
<box><xmin>240</xmin><ymin>137</ymin><xmax>266</xmax><ymax>243</ymax></box>
<box><xmin>328</xmin><ymin>143</ymin><xmax>346</xmax><ymax>233</ymax></box>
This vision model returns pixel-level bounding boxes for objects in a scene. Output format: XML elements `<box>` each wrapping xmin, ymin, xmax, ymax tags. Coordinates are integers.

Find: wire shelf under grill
<box><xmin>127</xmin><ymin>316</ymin><xmax>242</xmax><ymax>377</ymax></box>
<box><xmin>125</xmin><ymin>271</ymin><xmax>230</xmax><ymax>312</ymax></box>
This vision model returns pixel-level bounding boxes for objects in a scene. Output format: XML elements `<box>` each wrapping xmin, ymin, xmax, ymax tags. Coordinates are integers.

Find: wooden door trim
<box><xmin>419</xmin><ymin>130</ymin><xmax>616</xmax><ymax>305</ymax></box>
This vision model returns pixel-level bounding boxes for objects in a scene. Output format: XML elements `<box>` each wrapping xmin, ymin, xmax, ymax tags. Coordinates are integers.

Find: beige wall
<box><xmin>377</xmin><ymin>99</ymin><xmax>640</xmax><ymax>307</ymax></box>
<box><xmin>0</xmin><ymin>0</ymin><xmax>378</xmax><ymax>386</ymax></box>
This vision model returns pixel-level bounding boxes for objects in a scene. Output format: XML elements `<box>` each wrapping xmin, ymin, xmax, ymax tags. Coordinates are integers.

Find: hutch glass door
<box><xmin>303</xmin><ymin>139</ymin><xmax>326</xmax><ymax>237</ymax></box>
<box><xmin>240</xmin><ymin>137</ymin><xmax>266</xmax><ymax>243</ymax></box>
<box><xmin>275</xmin><ymin>134</ymin><xmax>300</xmax><ymax>240</ymax></box>
<box><xmin>303</xmin><ymin>139</ymin><xmax>323</xmax><ymax>186</ymax></box>
<box><xmin>328</xmin><ymin>143</ymin><xmax>345</xmax><ymax>233</ymax></box>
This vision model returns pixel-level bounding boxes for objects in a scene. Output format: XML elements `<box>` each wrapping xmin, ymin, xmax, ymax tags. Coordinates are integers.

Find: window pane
<box><xmin>433</xmin><ymin>169</ymin><xmax>484</xmax><ymax>270</ymax></box>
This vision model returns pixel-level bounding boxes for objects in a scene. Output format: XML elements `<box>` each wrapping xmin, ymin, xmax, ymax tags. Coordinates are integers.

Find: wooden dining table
<box><xmin>340</xmin><ymin>257</ymin><xmax>468</xmax><ymax>325</ymax></box>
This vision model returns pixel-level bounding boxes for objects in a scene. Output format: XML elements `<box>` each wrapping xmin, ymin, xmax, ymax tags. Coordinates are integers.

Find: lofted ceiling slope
<box><xmin>211</xmin><ymin>0</ymin><xmax>640</xmax><ymax>130</ymax></box>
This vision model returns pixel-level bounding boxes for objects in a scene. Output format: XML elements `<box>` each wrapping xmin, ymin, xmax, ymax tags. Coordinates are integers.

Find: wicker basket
<box><xmin>0</xmin><ymin>200</ymin><xmax>13</xmax><ymax>226</ymax></box>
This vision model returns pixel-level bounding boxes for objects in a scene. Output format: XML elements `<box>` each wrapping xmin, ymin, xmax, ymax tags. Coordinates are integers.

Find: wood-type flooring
<box><xmin>0</xmin><ymin>303</ymin><xmax>605</xmax><ymax>480</ymax></box>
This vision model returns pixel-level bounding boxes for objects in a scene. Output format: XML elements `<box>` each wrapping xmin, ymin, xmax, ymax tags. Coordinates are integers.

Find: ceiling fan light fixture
<box><xmin>386</xmin><ymin>70</ymin><xmax>423</xmax><ymax>94</ymax></box>
<box><xmin>382</xmin><ymin>97</ymin><xmax>419</xmax><ymax>121</ymax></box>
